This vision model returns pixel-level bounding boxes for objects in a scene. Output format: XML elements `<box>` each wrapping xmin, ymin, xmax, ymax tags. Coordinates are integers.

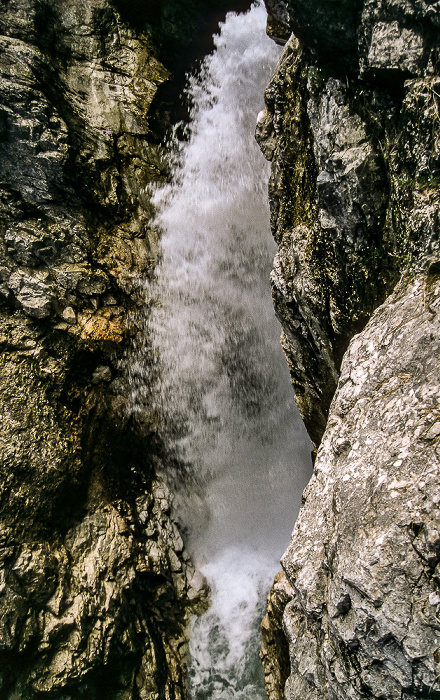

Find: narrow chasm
<box><xmin>126</xmin><ymin>3</ymin><xmax>312</xmax><ymax>698</ymax></box>
<box><xmin>6</xmin><ymin>0</ymin><xmax>440</xmax><ymax>698</ymax></box>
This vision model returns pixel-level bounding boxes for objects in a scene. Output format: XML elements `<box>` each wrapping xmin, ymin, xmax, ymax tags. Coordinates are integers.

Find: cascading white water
<box><xmin>131</xmin><ymin>3</ymin><xmax>312</xmax><ymax>697</ymax></box>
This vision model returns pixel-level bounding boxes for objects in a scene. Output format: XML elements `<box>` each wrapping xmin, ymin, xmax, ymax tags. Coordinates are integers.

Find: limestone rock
<box><xmin>0</xmin><ymin>0</ymin><xmax>169</xmax><ymax>331</ymax></box>
<box><xmin>258</xmin><ymin>4</ymin><xmax>440</xmax><ymax>446</ymax></box>
<box><xmin>0</xmin><ymin>0</ymin><xmax>219</xmax><ymax>696</ymax></box>
<box><xmin>258</xmin><ymin>0</ymin><xmax>440</xmax><ymax>698</ymax></box>
<box><xmin>61</xmin><ymin>306</ymin><xmax>76</xmax><ymax>324</ymax></box>
<box><xmin>359</xmin><ymin>0</ymin><xmax>440</xmax><ymax>77</ymax></box>
<box><xmin>0</xmin><ymin>486</ymin><xmax>196</xmax><ymax>699</ymax></box>
<box><xmin>0</xmin><ymin>303</ymin><xmax>200</xmax><ymax>699</ymax></box>
<box><xmin>264</xmin><ymin>0</ymin><xmax>291</xmax><ymax>44</ymax></box>
<box><xmin>91</xmin><ymin>364</ymin><xmax>112</xmax><ymax>384</ymax></box>
<box><xmin>263</xmin><ymin>0</ymin><xmax>362</xmax><ymax>65</ymax></box>
<box><xmin>282</xmin><ymin>271</ymin><xmax>440</xmax><ymax>699</ymax></box>
<box><xmin>261</xmin><ymin>571</ymin><xmax>293</xmax><ymax>700</ymax></box>
<box><xmin>366</xmin><ymin>21</ymin><xmax>425</xmax><ymax>75</ymax></box>
<box><xmin>263</xmin><ymin>0</ymin><xmax>440</xmax><ymax>72</ymax></box>
<box><xmin>257</xmin><ymin>36</ymin><xmax>390</xmax><ymax>445</ymax></box>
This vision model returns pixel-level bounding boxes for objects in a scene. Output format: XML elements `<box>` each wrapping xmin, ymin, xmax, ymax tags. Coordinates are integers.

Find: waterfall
<box><xmin>130</xmin><ymin>2</ymin><xmax>312</xmax><ymax>697</ymax></box>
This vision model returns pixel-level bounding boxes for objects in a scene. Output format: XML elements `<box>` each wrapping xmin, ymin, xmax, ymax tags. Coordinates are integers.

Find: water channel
<box><xmin>134</xmin><ymin>3</ymin><xmax>312</xmax><ymax>696</ymax></box>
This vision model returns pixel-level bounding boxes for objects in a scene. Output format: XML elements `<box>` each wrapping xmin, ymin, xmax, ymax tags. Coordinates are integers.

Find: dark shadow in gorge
<box><xmin>110</xmin><ymin>0</ymin><xmax>255</xmax><ymax>131</ymax></box>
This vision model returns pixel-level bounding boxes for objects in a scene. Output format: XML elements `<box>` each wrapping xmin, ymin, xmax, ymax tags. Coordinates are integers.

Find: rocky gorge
<box><xmin>0</xmin><ymin>0</ymin><xmax>439</xmax><ymax>699</ymax></box>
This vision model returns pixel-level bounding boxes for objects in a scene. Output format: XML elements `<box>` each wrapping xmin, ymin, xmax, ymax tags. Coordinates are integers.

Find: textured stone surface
<box><xmin>282</xmin><ymin>272</ymin><xmax>440</xmax><ymax>699</ymax></box>
<box><xmin>258</xmin><ymin>0</ymin><xmax>440</xmax><ymax>698</ymax></box>
<box><xmin>366</xmin><ymin>21</ymin><xmax>424</xmax><ymax>74</ymax></box>
<box><xmin>257</xmin><ymin>10</ymin><xmax>440</xmax><ymax>448</ymax></box>
<box><xmin>0</xmin><ymin>0</ymin><xmax>167</xmax><ymax>326</ymax></box>
<box><xmin>0</xmin><ymin>0</ymin><xmax>216</xmax><ymax>696</ymax></box>
<box><xmin>260</xmin><ymin>571</ymin><xmax>293</xmax><ymax>700</ymax></box>
<box><xmin>359</xmin><ymin>0</ymin><xmax>440</xmax><ymax>77</ymax></box>
<box><xmin>0</xmin><ymin>309</ymin><xmax>209</xmax><ymax>698</ymax></box>
<box><xmin>264</xmin><ymin>0</ymin><xmax>362</xmax><ymax>63</ymax></box>
<box><xmin>0</xmin><ymin>477</ymin><xmax>206</xmax><ymax>699</ymax></box>
<box><xmin>263</xmin><ymin>0</ymin><xmax>440</xmax><ymax>71</ymax></box>
<box><xmin>256</xmin><ymin>36</ymin><xmax>391</xmax><ymax>446</ymax></box>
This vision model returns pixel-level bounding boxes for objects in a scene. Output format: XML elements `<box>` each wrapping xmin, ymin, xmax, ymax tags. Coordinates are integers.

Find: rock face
<box><xmin>256</xmin><ymin>33</ymin><xmax>391</xmax><ymax>446</ymax></box>
<box><xmin>0</xmin><ymin>0</ymin><xmax>228</xmax><ymax>696</ymax></box>
<box><xmin>283</xmin><ymin>272</ymin><xmax>440</xmax><ymax>699</ymax></box>
<box><xmin>258</xmin><ymin>0</ymin><xmax>440</xmax><ymax>698</ymax></box>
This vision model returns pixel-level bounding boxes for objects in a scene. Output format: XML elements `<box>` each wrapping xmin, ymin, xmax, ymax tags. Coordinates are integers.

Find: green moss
<box><xmin>306</xmin><ymin>65</ymin><xmax>330</xmax><ymax>92</ymax></box>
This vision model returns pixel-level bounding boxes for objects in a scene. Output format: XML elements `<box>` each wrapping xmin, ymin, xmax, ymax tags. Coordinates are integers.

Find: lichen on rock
<box><xmin>256</xmin><ymin>34</ymin><xmax>391</xmax><ymax>446</ymax></box>
<box><xmin>282</xmin><ymin>271</ymin><xmax>440</xmax><ymax>699</ymax></box>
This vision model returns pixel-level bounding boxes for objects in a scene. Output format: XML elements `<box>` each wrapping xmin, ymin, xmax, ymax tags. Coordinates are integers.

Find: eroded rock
<box><xmin>0</xmin><ymin>0</ymin><xmax>217</xmax><ymax>696</ymax></box>
<box><xmin>259</xmin><ymin>0</ymin><xmax>440</xmax><ymax>698</ymax></box>
<box><xmin>282</xmin><ymin>272</ymin><xmax>440</xmax><ymax>699</ymax></box>
<box><xmin>256</xmin><ymin>36</ymin><xmax>390</xmax><ymax>445</ymax></box>
<box><xmin>260</xmin><ymin>571</ymin><xmax>293</xmax><ymax>700</ymax></box>
<box><xmin>0</xmin><ymin>0</ymin><xmax>168</xmax><ymax>330</ymax></box>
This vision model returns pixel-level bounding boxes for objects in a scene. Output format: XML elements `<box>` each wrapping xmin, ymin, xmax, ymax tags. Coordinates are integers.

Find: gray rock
<box><xmin>8</xmin><ymin>270</ymin><xmax>54</xmax><ymax>318</ymax></box>
<box><xmin>263</xmin><ymin>0</ymin><xmax>362</xmax><ymax>64</ymax></box>
<box><xmin>0</xmin><ymin>0</ymin><xmax>214</xmax><ymax>696</ymax></box>
<box><xmin>0</xmin><ymin>312</ymin><xmax>197</xmax><ymax>696</ymax></box>
<box><xmin>257</xmin><ymin>36</ymin><xmax>389</xmax><ymax>445</ymax></box>
<box><xmin>359</xmin><ymin>0</ymin><xmax>440</xmax><ymax>75</ymax></box>
<box><xmin>5</xmin><ymin>224</ymin><xmax>59</xmax><ymax>266</ymax></box>
<box><xmin>263</xmin><ymin>0</ymin><xmax>292</xmax><ymax>44</ymax></box>
<box><xmin>0</xmin><ymin>0</ymin><xmax>168</xmax><ymax>325</ymax></box>
<box><xmin>281</xmin><ymin>271</ymin><xmax>440</xmax><ymax>699</ymax></box>
<box><xmin>265</xmin><ymin>0</ymin><xmax>440</xmax><ymax>71</ymax></box>
<box><xmin>258</xmin><ymin>1</ymin><xmax>440</xmax><ymax>698</ymax></box>
<box><xmin>366</xmin><ymin>21</ymin><xmax>425</xmax><ymax>75</ymax></box>
<box><xmin>61</xmin><ymin>306</ymin><xmax>76</xmax><ymax>324</ymax></box>
<box><xmin>91</xmin><ymin>365</ymin><xmax>112</xmax><ymax>384</ymax></box>
<box><xmin>261</xmin><ymin>571</ymin><xmax>293</xmax><ymax>700</ymax></box>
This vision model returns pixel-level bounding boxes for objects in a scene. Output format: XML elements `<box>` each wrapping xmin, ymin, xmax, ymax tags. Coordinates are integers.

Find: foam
<box><xmin>130</xmin><ymin>3</ymin><xmax>312</xmax><ymax>696</ymax></box>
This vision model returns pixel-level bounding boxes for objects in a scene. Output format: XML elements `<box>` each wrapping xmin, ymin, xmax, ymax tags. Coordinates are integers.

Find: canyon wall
<box><xmin>0</xmin><ymin>0</ymin><xmax>251</xmax><ymax>696</ymax></box>
<box><xmin>258</xmin><ymin>0</ymin><xmax>440</xmax><ymax>698</ymax></box>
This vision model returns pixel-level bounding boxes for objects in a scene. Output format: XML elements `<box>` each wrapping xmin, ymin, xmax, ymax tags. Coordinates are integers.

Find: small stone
<box><xmin>187</xmin><ymin>569</ymin><xmax>208</xmax><ymax>597</ymax></box>
<box><xmin>425</xmin><ymin>422</ymin><xmax>440</xmax><ymax>440</ymax></box>
<box><xmin>61</xmin><ymin>307</ymin><xmax>76</xmax><ymax>325</ymax></box>
<box><xmin>8</xmin><ymin>271</ymin><xmax>53</xmax><ymax>319</ymax></box>
<box><xmin>168</xmin><ymin>550</ymin><xmax>182</xmax><ymax>573</ymax></box>
<box><xmin>19</xmin><ymin>292</ymin><xmax>53</xmax><ymax>319</ymax></box>
<box><xmin>429</xmin><ymin>592</ymin><xmax>440</xmax><ymax>607</ymax></box>
<box><xmin>91</xmin><ymin>365</ymin><xmax>112</xmax><ymax>384</ymax></box>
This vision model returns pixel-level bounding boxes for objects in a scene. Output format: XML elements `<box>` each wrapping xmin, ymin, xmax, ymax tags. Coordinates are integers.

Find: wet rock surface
<box><xmin>256</xmin><ymin>35</ymin><xmax>391</xmax><ymax>446</ymax></box>
<box><xmin>0</xmin><ymin>0</ymin><xmax>167</xmax><ymax>324</ymax></box>
<box><xmin>260</xmin><ymin>571</ymin><xmax>293</xmax><ymax>700</ymax></box>
<box><xmin>0</xmin><ymin>310</ymin><xmax>208</xmax><ymax>699</ymax></box>
<box><xmin>259</xmin><ymin>0</ymin><xmax>440</xmax><ymax>697</ymax></box>
<box><xmin>2</xmin><ymin>0</ymin><xmax>440</xmax><ymax>696</ymax></box>
<box><xmin>257</xmin><ymin>2</ymin><xmax>440</xmax><ymax>448</ymax></box>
